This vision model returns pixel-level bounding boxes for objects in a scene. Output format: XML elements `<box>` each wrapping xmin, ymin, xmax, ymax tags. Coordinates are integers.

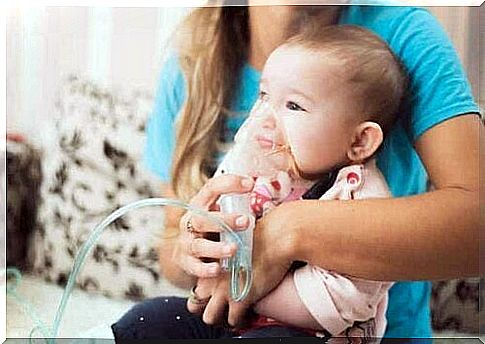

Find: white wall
<box><xmin>7</xmin><ymin>7</ymin><xmax>190</xmax><ymax>145</ymax></box>
<box><xmin>6</xmin><ymin>6</ymin><xmax>482</xmax><ymax>145</ymax></box>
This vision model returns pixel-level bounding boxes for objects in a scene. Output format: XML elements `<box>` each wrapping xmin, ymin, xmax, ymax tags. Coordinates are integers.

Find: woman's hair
<box><xmin>285</xmin><ymin>25</ymin><xmax>409</xmax><ymax>136</ymax></box>
<box><xmin>171</xmin><ymin>6</ymin><xmax>249</xmax><ymax>201</ymax></box>
<box><xmin>171</xmin><ymin>5</ymin><xmax>340</xmax><ymax>200</ymax></box>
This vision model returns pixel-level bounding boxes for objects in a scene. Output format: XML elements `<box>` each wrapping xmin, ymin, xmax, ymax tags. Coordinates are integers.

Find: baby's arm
<box><xmin>254</xmin><ymin>162</ymin><xmax>393</xmax><ymax>334</ymax></box>
<box><xmin>253</xmin><ymin>271</ymin><xmax>324</xmax><ymax>330</ymax></box>
<box><xmin>293</xmin><ymin>264</ymin><xmax>392</xmax><ymax>335</ymax></box>
<box><xmin>254</xmin><ymin>265</ymin><xmax>391</xmax><ymax>334</ymax></box>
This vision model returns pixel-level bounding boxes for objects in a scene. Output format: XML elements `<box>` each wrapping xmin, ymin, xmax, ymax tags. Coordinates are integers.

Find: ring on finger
<box><xmin>183</xmin><ymin>214</ymin><xmax>196</xmax><ymax>234</ymax></box>
<box><xmin>188</xmin><ymin>285</ymin><xmax>211</xmax><ymax>306</ymax></box>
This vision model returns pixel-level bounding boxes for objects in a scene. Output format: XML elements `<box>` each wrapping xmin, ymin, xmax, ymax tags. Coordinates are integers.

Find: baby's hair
<box><xmin>285</xmin><ymin>24</ymin><xmax>409</xmax><ymax>136</ymax></box>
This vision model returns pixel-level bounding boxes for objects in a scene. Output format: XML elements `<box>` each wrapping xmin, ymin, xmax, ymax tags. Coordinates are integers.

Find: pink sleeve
<box><xmin>292</xmin><ymin>160</ymin><xmax>393</xmax><ymax>335</ymax></box>
<box><xmin>293</xmin><ymin>265</ymin><xmax>393</xmax><ymax>335</ymax></box>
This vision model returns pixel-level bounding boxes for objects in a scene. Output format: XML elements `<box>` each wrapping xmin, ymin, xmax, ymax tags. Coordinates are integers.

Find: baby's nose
<box><xmin>261</xmin><ymin>112</ymin><xmax>277</xmax><ymax>129</ymax></box>
<box><xmin>250</xmin><ymin>99</ymin><xmax>283</xmax><ymax>134</ymax></box>
<box><xmin>258</xmin><ymin>104</ymin><xmax>278</xmax><ymax>129</ymax></box>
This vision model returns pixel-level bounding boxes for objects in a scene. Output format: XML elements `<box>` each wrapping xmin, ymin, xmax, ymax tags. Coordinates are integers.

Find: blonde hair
<box><xmin>170</xmin><ymin>6</ymin><xmax>345</xmax><ymax>201</ymax></box>
<box><xmin>285</xmin><ymin>24</ymin><xmax>408</xmax><ymax>135</ymax></box>
<box><xmin>171</xmin><ymin>7</ymin><xmax>249</xmax><ymax>201</ymax></box>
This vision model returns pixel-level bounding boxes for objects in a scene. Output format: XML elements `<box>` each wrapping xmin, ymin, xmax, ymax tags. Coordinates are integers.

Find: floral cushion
<box><xmin>31</xmin><ymin>75</ymin><xmax>186</xmax><ymax>300</ymax></box>
<box><xmin>431</xmin><ymin>278</ymin><xmax>483</xmax><ymax>334</ymax></box>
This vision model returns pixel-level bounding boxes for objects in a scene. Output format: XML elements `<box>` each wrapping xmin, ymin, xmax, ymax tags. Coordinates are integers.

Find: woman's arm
<box><xmin>201</xmin><ymin>115</ymin><xmax>481</xmax><ymax>327</ymax></box>
<box><xmin>272</xmin><ymin>114</ymin><xmax>481</xmax><ymax>281</ymax></box>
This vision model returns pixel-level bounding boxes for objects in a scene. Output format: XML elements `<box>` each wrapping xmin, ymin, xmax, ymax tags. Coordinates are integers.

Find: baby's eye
<box><xmin>286</xmin><ymin>101</ymin><xmax>306</xmax><ymax>112</ymax></box>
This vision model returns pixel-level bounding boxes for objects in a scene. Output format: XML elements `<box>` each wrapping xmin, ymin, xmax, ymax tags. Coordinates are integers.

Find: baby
<box><xmin>215</xmin><ymin>24</ymin><xmax>408</xmax><ymax>340</ymax></box>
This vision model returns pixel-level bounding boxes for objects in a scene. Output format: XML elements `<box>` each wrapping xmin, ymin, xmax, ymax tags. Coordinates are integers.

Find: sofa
<box><xmin>5</xmin><ymin>75</ymin><xmax>483</xmax><ymax>340</ymax></box>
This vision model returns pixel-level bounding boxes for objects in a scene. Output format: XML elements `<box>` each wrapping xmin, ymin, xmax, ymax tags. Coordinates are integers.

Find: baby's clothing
<box><xmin>251</xmin><ymin>159</ymin><xmax>393</xmax><ymax>338</ymax></box>
<box><xmin>249</xmin><ymin>171</ymin><xmax>310</xmax><ymax>217</ymax></box>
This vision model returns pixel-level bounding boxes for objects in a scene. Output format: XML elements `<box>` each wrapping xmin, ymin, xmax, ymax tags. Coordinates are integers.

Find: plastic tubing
<box><xmin>5</xmin><ymin>198</ymin><xmax>252</xmax><ymax>343</ymax></box>
<box><xmin>50</xmin><ymin>197</ymin><xmax>251</xmax><ymax>339</ymax></box>
<box><xmin>4</xmin><ymin>268</ymin><xmax>53</xmax><ymax>340</ymax></box>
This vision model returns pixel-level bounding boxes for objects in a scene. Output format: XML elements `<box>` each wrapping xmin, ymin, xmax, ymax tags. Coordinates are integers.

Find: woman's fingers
<box><xmin>175</xmin><ymin>174</ymin><xmax>255</xmax><ymax>283</ymax></box>
<box><xmin>186</xmin><ymin>279</ymin><xmax>214</xmax><ymax>314</ymax></box>
<box><xmin>202</xmin><ymin>287</ymin><xmax>228</xmax><ymax>326</ymax></box>
<box><xmin>182</xmin><ymin>255</ymin><xmax>221</xmax><ymax>278</ymax></box>
<box><xmin>186</xmin><ymin>295</ymin><xmax>205</xmax><ymax>314</ymax></box>
<box><xmin>228</xmin><ymin>301</ymin><xmax>249</xmax><ymax>328</ymax></box>
<box><xmin>190</xmin><ymin>174</ymin><xmax>254</xmax><ymax>209</ymax></box>
<box><xmin>190</xmin><ymin>212</ymin><xmax>251</xmax><ymax>234</ymax></box>
<box><xmin>177</xmin><ymin>211</ymin><xmax>247</xmax><ymax>278</ymax></box>
<box><xmin>190</xmin><ymin>237</ymin><xmax>237</xmax><ymax>259</ymax></box>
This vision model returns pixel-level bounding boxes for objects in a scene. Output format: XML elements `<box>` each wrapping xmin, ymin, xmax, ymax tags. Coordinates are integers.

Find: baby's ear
<box><xmin>347</xmin><ymin>121</ymin><xmax>383</xmax><ymax>163</ymax></box>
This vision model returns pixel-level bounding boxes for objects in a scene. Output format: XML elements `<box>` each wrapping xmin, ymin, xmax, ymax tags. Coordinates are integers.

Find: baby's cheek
<box><xmin>288</xmin><ymin>141</ymin><xmax>312</xmax><ymax>168</ymax></box>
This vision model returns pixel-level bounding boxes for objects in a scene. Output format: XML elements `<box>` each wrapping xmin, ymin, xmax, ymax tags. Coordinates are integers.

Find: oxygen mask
<box><xmin>215</xmin><ymin>97</ymin><xmax>305</xmax><ymax>301</ymax></box>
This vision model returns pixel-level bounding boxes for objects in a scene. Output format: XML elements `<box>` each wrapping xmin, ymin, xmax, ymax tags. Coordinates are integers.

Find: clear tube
<box><xmin>4</xmin><ymin>268</ymin><xmax>53</xmax><ymax>340</ymax></box>
<box><xmin>51</xmin><ymin>197</ymin><xmax>251</xmax><ymax>337</ymax></box>
<box><xmin>219</xmin><ymin>194</ymin><xmax>255</xmax><ymax>300</ymax></box>
<box><xmin>4</xmin><ymin>197</ymin><xmax>252</xmax><ymax>343</ymax></box>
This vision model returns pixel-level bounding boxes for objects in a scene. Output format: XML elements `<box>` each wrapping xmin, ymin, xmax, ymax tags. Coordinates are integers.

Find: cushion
<box><xmin>431</xmin><ymin>278</ymin><xmax>483</xmax><ymax>334</ymax></box>
<box><xmin>31</xmin><ymin>75</ymin><xmax>186</xmax><ymax>300</ymax></box>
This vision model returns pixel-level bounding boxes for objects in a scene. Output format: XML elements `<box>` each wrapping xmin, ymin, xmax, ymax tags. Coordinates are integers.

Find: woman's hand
<box><xmin>172</xmin><ymin>174</ymin><xmax>255</xmax><ymax>280</ymax></box>
<box><xmin>195</xmin><ymin>203</ymin><xmax>296</xmax><ymax>328</ymax></box>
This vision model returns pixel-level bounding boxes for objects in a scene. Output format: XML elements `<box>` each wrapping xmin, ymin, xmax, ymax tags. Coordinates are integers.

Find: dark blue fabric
<box><xmin>111</xmin><ymin>297</ymin><xmax>311</xmax><ymax>340</ymax></box>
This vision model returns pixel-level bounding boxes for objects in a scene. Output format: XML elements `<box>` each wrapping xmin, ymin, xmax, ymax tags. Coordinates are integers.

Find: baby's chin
<box><xmin>296</xmin><ymin>170</ymin><xmax>331</xmax><ymax>181</ymax></box>
<box><xmin>290</xmin><ymin>162</ymin><xmax>338</xmax><ymax>181</ymax></box>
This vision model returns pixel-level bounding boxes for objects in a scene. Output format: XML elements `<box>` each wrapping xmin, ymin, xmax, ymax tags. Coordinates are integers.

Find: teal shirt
<box><xmin>144</xmin><ymin>4</ymin><xmax>479</xmax><ymax>338</ymax></box>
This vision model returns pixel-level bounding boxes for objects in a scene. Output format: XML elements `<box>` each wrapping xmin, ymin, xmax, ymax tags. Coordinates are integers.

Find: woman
<box><xmin>113</xmin><ymin>2</ymin><xmax>481</xmax><ymax>340</ymax></box>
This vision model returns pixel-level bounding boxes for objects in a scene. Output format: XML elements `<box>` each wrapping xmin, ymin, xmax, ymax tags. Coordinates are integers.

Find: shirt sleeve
<box><xmin>388</xmin><ymin>8</ymin><xmax>480</xmax><ymax>140</ymax></box>
<box><xmin>293</xmin><ymin>266</ymin><xmax>392</xmax><ymax>336</ymax></box>
<box><xmin>293</xmin><ymin>163</ymin><xmax>393</xmax><ymax>335</ymax></box>
<box><xmin>143</xmin><ymin>53</ymin><xmax>186</xmax><ymax>181</ymax></box>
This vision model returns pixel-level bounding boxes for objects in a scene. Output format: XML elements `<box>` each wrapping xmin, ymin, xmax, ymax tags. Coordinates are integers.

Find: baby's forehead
<box><xmin>270</xmin><ymin>44</ymin><xmax>305</xmax><ymax>59</ymax></box>
<box><xmin>264</xmin><ymin>44</ymin><xmax>348</xmax><ymax>83</ymax></box>
<box><xmin>268</xmin><ymin>44</ymin><xmax>316</xmax><ymax>64</ymax></box>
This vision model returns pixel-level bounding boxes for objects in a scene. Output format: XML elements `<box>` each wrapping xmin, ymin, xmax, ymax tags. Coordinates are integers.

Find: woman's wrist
<box><xmin>262</xmin><ymin>201</ymin><xmax>307</xmax><ymax>265</ymax></box>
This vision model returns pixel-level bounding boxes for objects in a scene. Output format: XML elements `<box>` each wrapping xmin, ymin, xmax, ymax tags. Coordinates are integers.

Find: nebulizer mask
<box><xmin>216</xmin><ymin>97</ymin><xmax>310</xmax><ymax>301</ymax></box>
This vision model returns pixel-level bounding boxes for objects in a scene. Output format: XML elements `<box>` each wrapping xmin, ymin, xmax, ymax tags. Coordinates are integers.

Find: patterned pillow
<box><xmin>31</xmin><ymin>75</ymin><xmax>186</xmax><ymax>300</ymax></box>
<box><xmin>431</xmin><ymin>278</ymin><xmax>483</xmax><ymax>334</ymax></box>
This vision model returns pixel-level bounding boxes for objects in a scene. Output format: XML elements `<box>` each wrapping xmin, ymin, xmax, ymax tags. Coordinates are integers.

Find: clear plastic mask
<box><xmin>226</xmin><ymin>97</ymin><xmax>294</xmax><ymax>177</ymax></box>
<box><xmin>216</xmin><ymin>97</ymin><xmax>311</xmax><ymax>300</ymax></box>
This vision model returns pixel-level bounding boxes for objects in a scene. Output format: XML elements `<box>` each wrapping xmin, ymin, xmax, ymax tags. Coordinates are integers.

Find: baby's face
<box><xmin>256</xmin><ymin>44</ymin><xmax>361</xmax><ymax>177</ymax></box>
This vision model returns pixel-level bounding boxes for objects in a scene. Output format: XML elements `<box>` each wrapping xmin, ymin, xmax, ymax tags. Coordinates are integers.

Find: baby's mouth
<box><xmin>255</xmin><ymin>135</ymin><xmax>276</xmax><ymax>149</ymax></box>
